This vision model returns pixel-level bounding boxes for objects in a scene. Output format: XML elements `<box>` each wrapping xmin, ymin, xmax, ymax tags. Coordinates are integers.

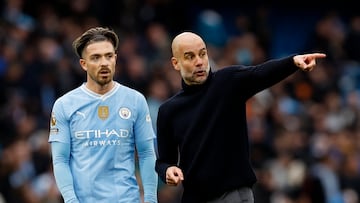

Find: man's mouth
<box><xmin>194</xmin><ymin>70</ymin><xmax>206</xmax><ymax>76</ymax></box>
<box><xmin>99</xmin><ymin>69</ymin><xmax>110</xmax><ymax>76</ymax></box>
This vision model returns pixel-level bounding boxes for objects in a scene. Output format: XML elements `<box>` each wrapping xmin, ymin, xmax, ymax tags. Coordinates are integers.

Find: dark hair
<box><xmin>72</xmin><ymin>27</ymin><xmax>119</xmax><ymax>58</ymax></box>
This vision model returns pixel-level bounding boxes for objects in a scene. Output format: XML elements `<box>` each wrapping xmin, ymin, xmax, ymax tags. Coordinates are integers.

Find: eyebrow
<box><xmin>184</xmin><ymin>47</ymin><xmax>206</xmax><ymax>55</ymax></box>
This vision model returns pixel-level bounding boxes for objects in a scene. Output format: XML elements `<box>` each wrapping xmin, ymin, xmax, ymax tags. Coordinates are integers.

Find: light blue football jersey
<box><xmin>49</xmin><ymin>82</ymin><xmax>156</xmax><ymax>203</ymax></box>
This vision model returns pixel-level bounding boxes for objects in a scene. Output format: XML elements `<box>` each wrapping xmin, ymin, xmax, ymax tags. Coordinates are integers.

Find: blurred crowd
<box><xmin>1</xmin><ymin>0</ymin><xmax>360</xmax><ymax>203</ymax></box>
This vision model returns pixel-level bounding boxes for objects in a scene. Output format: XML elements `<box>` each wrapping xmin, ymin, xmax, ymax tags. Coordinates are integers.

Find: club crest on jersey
<box><xmin>119</xmin><ymin>107</ymin><xmax>131</xmax><ymax>119</ymax></box>
<box><xmin>98</xmin><ymin>106</ymin><xmax>109</xmax><ymax>120</ymax></box>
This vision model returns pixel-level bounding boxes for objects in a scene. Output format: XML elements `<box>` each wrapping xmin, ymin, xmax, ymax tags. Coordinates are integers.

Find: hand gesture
<box><xmin>166</xmin><ymin>166</ymin><xmax>184</xmax><ymax>186</ymax></box>
<box><xmin>293</xmin><ymin>53</ymin><xmax>326</xmax><ymax>72</ymax></box>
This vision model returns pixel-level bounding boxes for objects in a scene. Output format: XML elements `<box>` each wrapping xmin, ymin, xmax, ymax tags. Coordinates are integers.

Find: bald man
<box><xmin>155</xmin><ymin>31</ymin><xmax>326</xmax><ymax>203</ymax></box>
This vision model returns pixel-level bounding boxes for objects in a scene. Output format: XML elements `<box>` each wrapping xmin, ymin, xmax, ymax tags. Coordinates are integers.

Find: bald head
<box><xmin>170</xmin><ymin>31</ymin><xmax>210</xmax><ymax>85</ymax></box>
<box><xmin>171</xmin><ymin>32</ymin><xmax>206</xmax><ymax>58</ymax></box>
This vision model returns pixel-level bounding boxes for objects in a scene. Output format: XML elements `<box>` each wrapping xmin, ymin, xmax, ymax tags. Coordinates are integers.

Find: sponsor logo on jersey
<box><xmin>76</xmin><ymin>111</ymin><xmax>86</xmax><ymax>118</ymax></box>
<box><xmin>75</xmin><ymin>129</ymin><xmax>130</xmax><ymax>147</ymax></box>
<box><xmin>75</xmin><ymin>129</ymin><xmax>129</xmax><ymax>139</ymax></box>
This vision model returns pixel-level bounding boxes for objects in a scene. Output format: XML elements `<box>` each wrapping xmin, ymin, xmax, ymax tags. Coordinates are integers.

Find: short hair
<box><xmin>72</xmin><ymin>27</ymin><xmax>119</xmax><ymax>58</ymax></box>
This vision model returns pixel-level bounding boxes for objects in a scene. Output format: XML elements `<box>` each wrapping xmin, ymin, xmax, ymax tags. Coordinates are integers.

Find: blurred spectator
<box><xmin>344</xmin><ymin>15</ymin><xmax>360</xmax><ymax>62</ymax></box>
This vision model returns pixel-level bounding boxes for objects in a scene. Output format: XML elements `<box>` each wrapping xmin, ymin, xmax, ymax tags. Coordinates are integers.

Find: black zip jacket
<box><xmin>155</xmin><ymin>55</ymin><xmax>298</xmax><ymax>202</ymax></box>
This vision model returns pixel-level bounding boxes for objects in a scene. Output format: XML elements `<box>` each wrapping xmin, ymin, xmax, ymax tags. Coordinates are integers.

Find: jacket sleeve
<box><xmin>230</xmin><ymin>55</ymin><xmax>299</xmax><ymax>98</ymax></box>
<box><xmin>155</xmin><ymin>104</ymin><xmax>179</xmax><ymax>183</ymax></box>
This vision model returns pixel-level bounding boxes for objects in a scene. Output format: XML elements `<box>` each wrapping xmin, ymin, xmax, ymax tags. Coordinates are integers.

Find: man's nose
<box><xmin>100</xmin><ymin>56</ymin><xmax>110</xmax><ymax>66</ymax></box>
<box><xmin>194</xmin><ymin>55</ymin><xmax>204</xmax><ymax>66</ymax></box>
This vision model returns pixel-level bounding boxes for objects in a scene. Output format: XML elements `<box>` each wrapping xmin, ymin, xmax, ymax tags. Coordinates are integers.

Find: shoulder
<box><xmin>158</xmin><ymin>91</ymin><xmax>182</xmax><ymax>112</ymax></box>
<box><xmin>51</xmin><ymin>86</ymin><xmax>83</xmax><ymax>119</ymax></box>
<box><xmin>118</xmin><ymin>83</ymin><xmax>146</xmax><ymax>99</ymax></box>
<box><xmin>214</xmin><ymin>65</ymin><xmax>248</xmax><ymax>74</ymax></box>
<box><xmin>211</xmin><ymin>65</ymin><xmax>250</xmax><ymax>81</ymax></box>
<box><xmin>54</xmin><ymin>86</ymin><xmax>83</xmax><ymax>105</ymax></box>
<box><xmin>209</xmin><ymin>65</ymin><xmax>251</xmax><ymax>84</ymax></box>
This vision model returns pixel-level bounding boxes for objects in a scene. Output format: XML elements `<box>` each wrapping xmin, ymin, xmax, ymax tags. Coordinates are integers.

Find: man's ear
<box><xmin>171</xmin><ymin>57</ymin><xmax>180</xmax><ymax>71</ymax></box>
<box><xmin>79</xmin><ymin>59</ymin><xmax>87</xmax><ymax>71</ymax></box>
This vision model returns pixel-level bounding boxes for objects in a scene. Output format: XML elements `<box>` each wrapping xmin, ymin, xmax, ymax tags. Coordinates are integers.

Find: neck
<box><xmin>86</xmin><ymin>81</ymin><xmax>114</xmax><ymax>95</ymax></box>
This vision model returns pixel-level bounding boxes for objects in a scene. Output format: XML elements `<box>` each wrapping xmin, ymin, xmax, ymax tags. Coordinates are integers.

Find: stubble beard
<box><xmin>183</xmin><ymin>64</ymin><xmax>210</xmax><ymax>85</ymax></box>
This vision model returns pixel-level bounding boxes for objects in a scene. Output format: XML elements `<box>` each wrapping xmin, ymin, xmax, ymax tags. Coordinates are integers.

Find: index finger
<box><xmin>311</xmin><ymin>53</ymin><xmax>327</xmax><ymax>58</ymax></box>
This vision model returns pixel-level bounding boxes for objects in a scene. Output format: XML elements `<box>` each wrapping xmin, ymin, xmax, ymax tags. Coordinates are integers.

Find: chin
<box><xmin>195</xmin><ymin>79</ymin><xmax>207</xmax><ymax>85</ymax></box>
<box><xmin>98</xmin><ymin>79</ymin><xmax>112</xmax><ymax>86</ymax></box>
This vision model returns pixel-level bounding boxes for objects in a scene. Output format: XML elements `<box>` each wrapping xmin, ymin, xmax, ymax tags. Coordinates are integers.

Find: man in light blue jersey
<box><xmin>48</xmin><ymin>27</ymin><xmax>158</xmax><ymax>203</ymax></box>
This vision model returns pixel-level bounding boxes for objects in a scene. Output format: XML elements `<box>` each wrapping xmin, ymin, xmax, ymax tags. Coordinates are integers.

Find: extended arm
<box><xmin>51</xmin><ymin>141</ymin><xmax>79</xmax><ymax>203</ymax></box>
<box><xmin>230</xmin><ymin>53</ymin><xmax>326</xmax><ymax>98</ymax></box>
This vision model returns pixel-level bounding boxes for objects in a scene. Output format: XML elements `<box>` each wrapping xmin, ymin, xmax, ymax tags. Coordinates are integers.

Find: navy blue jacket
<box><xmin>155</xmin><ymin>55</ymin><xmax>298</xmax><ymax>202</ymax></box>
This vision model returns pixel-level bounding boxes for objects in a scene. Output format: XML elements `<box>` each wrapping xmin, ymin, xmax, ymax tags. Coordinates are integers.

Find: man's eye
<box><xmin>92</xmin><ymin>56</ymin><xmax>100</xmax><ymax>61</ymax></box>
<box><xmin>185</xmin><ymin>55</ymin><xmax>193</xmax><ymax>60</ymax></box>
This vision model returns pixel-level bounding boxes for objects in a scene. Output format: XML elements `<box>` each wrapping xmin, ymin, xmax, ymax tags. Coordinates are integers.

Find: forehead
<box><xmin>180</xmin><ymin>39</ymin><xmax>206</xmax><ymax>54</ymax></box>
<box><xmin>174</xmin><ymin>33</ymin><xmax>206</xmax><ymax>54</ymax></box>
<box><xmin>84</xmin><ymin>40</ymin><xmax>114</xmax><ymax>55</ymax></box>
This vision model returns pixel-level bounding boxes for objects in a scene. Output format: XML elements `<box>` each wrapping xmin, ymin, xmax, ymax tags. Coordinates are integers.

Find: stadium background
<box><xmin>1</xmin><ymin>0</ymin><xmax>360</xmax><ymax>202</ymax></box>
